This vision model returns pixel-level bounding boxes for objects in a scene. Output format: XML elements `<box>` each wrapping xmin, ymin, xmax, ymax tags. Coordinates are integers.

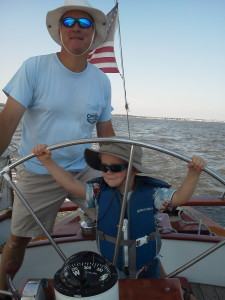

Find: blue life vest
<box><xmin>90</xmin><ymin>175</ymin><xmax>170</xmax><ymax>273</ymax></box>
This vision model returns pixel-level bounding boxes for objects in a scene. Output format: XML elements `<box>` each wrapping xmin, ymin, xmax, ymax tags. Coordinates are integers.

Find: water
<box><xmin>2</xmin><ymin>106</ymin><xmax>225</xmax><ymax>226</ymax></box>
<box><xmin>112</xmin><ymin>116</ymin><xmax>225</xmax><ymax>227</ymax></box>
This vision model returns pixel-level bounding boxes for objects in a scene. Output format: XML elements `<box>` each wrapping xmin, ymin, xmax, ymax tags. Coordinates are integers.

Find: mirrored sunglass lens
<box><xmin>63</xmin><ymin>18</ymin><xmax>75</xmax><ymax>27</ymax></box>
<box><xmin>78</xmin><ymin>18</ymin><xmax>92</xmax><ymax>28</ymax></box>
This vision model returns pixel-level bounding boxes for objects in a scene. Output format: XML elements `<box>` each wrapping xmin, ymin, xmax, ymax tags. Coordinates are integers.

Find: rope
<box><xmin>177</xmin><ymin>207</ymin><xmax>213</xmax><ymax>236</ymax></box>
<box><xmin>115</xmin><ymin>0</ymin><xmax>131</xmax><ymax>138</ymax></box>
<box><xmin>159</xmin><ymin>227</ymin><xmax>177</xmax><ymax>234</ymax></box>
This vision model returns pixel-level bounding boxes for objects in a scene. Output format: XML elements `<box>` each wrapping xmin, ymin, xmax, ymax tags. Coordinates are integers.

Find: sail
<box><xmin>88</xmin><ymin>4</ymin><xmax>119</xmax><ymax>73</ymax></box>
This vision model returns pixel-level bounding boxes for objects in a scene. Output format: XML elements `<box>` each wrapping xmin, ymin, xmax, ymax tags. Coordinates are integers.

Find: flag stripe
<box><xmin>88</xmin><ymin>46</ymin><xmax>115</xmax><ymax>58</ymax></box>
<box><xmin>89</xmin><ymin>46</ymin><xmax>114</xmax><ymax>55</ymax></box>
<box><xmin>99</xmin><ymin>67</ymin><xmax>119</xmax><ymax>73</ymax></box>
<box><xmin>93</xmin><ymin>61</ymin><xmax>118</xmax><ymax>67</ymax></box>
<box><xmin>89</xmin><ymin>57</ymin><xmax>117</xmax><ymax>64</ymax></box>
<box><xmin>88</xmin><ymin>52</ymin><xmax>115</xmax><ymax>59</ymax></box>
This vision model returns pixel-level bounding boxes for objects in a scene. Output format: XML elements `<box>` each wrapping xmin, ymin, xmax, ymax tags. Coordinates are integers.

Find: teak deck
<box><xmin>190</xmin><ymin>283</ymin><xmax>225</xmax><ymax>300</ymax></box>
<box><xmin>20</xmin><ymin>279</ymin><xmax>225</xmax><ymax>299</ymax></box>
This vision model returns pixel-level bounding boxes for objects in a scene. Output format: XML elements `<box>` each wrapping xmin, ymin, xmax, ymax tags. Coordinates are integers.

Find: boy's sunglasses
<box><xmin>100</xmin><ymin>164</ymin><xmax>128</xmax><ymax>173</ymax></box>
<box><xmin>61</xmin><ymin>17</ymin><xmax>92</xmax><ymax>28</ymax></box>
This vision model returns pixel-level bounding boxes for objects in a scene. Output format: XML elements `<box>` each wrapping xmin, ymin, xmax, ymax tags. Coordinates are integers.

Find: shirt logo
<box><xmin>87</xmin><ymin>113</ymin><xmax>98</xmax><ymax>124</ymax></box>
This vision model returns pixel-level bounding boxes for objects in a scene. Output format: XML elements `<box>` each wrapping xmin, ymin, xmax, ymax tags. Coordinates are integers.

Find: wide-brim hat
<box><xmin>84</xmin><ymin>142</ymin><xmax>152</xmax><ymax>174</ymax></box>
<box><xmin>46</xmin><ymin>0</ymin><xmax>107</xmax><ymax>50</ymax></box>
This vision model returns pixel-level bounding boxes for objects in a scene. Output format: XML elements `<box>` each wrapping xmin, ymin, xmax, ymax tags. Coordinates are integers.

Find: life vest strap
<box><xmin>96</xmin><ymin>229</ymin><xmax>158</xmax><ymax>278</ymax></box>
<box><xmin>96</xmin><ymin>229</ymin><xmax>157</xmax><ymax>247</ymax></box>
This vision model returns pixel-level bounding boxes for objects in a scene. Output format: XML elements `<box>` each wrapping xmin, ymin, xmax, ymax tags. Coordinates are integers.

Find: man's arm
<box><xmin>0</xmin><ymin>96</ymin><xmax>25</xmax><ymax>156</ymax></box>
<box><xmin>96</xmin><ymin>119</ymin><xmax>115</xmax><ymax>137</ymax></box>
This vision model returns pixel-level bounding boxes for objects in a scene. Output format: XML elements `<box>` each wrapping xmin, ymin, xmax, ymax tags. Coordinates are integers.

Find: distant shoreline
<box><xmin>112</xmin><ymin>114</ymin><xmax>225</xmax><ymax>124</ymax></box>
<box><xmin>1</xmin><ymin>102</ymin><xmax>224</xmax><ymax>123</ymax></box>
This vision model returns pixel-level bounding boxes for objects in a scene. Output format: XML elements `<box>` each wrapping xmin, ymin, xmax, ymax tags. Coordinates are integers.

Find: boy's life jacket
<box><xmin>88</xmin><ymin>175</ymin><xmax>171</xmax><ymax>277</ymax></box>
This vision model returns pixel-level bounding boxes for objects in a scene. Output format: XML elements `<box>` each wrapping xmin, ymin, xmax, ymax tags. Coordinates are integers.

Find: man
<box><xmin>0</xmin><ymin>0</ymin><xmax>115</xmax><ymax>295</ymax></box>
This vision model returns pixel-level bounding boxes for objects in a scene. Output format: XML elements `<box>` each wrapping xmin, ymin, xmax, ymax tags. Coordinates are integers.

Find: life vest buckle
<box><xmin>136</xmin><ymin>235</ymin><xmax>148</xmax><ymax>247</ymax></box>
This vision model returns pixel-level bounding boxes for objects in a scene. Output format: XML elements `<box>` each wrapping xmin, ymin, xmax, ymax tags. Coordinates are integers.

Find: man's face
<box><xmin>60</xmin><ymin>10</ymin><xmax>95</xmax><ymax>55</ymax></box>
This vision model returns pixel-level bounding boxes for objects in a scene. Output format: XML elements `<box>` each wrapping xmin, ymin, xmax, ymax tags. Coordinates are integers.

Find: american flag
<box><xmin>88</xmin><ymin>5</ymin><xmax>119</xmax><ymax>73</ymax></box>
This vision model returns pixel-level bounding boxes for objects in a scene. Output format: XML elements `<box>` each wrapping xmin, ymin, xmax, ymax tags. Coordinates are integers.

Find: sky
<box><xmin>0</xmin><ymin>0</ymin><xmax>224</xmax><ymax>121</ymax></box>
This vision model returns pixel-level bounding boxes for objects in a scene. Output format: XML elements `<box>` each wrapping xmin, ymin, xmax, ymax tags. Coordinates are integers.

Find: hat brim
<box><xmin>46</xmin><ymin>5</ymin><xmax>107</xmax><ymax>50</ymax></box>
<box><xmin>84</xmin><ymin>148</ymin><xmax>152</xmax><ymax>174</ymax></box>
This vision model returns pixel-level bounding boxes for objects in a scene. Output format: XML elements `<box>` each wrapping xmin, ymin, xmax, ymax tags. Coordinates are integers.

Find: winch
<box><xmin>54</xmin><ymin>251</ymin><xmax>119</xmax><ymax>299</ymax></box>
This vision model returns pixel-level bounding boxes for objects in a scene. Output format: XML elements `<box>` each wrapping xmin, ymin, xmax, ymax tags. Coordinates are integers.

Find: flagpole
<box><xmin>88</xmin><ymin>2</ymin><xmax>131</xmax><ymax>137</ymax></box>
<box><xmin>115</xmin><ymin>0</ymin><xmax>131</xmax><ymax>138</ymax></box>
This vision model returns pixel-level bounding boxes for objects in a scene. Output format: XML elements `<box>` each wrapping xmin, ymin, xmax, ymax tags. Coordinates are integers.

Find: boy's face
<box><xmin>100</xmin><ymin>153</ymin><xmax>136</xmax><ymax>192</ymax></box>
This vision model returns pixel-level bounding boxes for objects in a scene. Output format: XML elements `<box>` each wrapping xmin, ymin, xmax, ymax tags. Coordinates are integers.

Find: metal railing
<box><xmin>1</xmin><ymin>137</ymin><xmax>225</xmax><ymax>277</ymax></box>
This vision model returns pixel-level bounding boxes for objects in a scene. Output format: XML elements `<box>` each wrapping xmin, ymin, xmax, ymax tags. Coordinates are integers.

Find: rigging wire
<box><xmin>115</xmin><ymin>0</ymin><xmax>131</xmax><ymax>138</ymax></box>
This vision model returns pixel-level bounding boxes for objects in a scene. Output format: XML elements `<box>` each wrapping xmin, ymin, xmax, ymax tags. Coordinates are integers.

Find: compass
<box><xmin>54</xmin><ymin>251</ymin><xmax>119</xmax><ymax>299</ymax></box>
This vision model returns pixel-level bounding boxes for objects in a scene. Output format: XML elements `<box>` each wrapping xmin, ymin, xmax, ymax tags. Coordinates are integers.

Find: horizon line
<box><xmin>0</xmin><ymin>102</ymin><xmax>224</xmax><ymax>123</ymax></box>
<box><xmin>112</xmin><ymin>113</ymin><xmax>225</xmax><ymax>123</ymax></box>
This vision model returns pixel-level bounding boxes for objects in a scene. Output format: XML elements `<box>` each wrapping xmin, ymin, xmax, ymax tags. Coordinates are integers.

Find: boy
<box><xmin>33</xmin><ymin>141</ymin><xmax>206</xmax><ymax>280</ymax></box>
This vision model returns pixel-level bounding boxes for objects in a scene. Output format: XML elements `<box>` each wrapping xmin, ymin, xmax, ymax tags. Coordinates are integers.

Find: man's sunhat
<box><xmin>46</xmin><ymin>0</ymin><xmax>107</xmax><ymax>50</ymax></box>
<box><xmin>84</xmin><ymin>142</ymin><xmax>152</xmax><ymax>174</ymax></box>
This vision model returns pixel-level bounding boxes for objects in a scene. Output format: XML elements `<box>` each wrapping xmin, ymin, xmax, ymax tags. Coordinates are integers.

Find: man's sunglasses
<box><xmin>100</xmin><ymin>164</ymin><xmax>128</xmax><ymax>173</ymax></box>
<box><xmin>61</xmin><ymin>17</ymin><xmax>92</xmax><ymax>29</ymax></box>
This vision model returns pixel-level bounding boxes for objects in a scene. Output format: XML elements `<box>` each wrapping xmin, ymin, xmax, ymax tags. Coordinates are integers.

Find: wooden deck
<box><xmin>190</xmin><ymin>283</ymin><xmax>225</xmax><ymax>300</ymax></box>
<box><xmin>18</xmin><ymin>280</ymin><xmax>225</xmax><ymax>300</ymax></box>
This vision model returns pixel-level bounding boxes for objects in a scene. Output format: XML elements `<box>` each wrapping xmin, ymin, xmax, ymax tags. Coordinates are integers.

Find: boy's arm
<box><xmin>171</xmin><ymin>156</ymin><xmax>207</xmax><ymax>207</ymax></box>
<box><xmin>33</xmin><ymin>144</ymin><xmax>86</xmax><ymax>199</ymax></box>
